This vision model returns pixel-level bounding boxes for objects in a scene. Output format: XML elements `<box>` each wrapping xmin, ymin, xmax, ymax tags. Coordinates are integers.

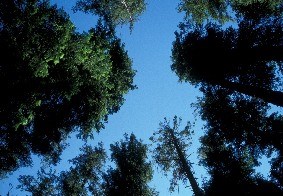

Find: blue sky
<box><xmin>1</xmin><ymin>0</ymin><xmax>277</xmax><ymax>195</ymax></box>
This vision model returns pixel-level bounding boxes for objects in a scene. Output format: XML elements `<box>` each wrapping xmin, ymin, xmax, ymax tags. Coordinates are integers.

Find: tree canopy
<box><xmin>18</xmin><ymin>144</ymin><xmax>106</xmax><ymax>196</ymax></box>
<box><xmin>103</xmin><ymin>133</ymin><xmax>157</xmax><ymax>196</ymax></box>
<box><xmin>17</xmin><ymin>134</ymin><xmax>156</xmax><ymax>195</ymax></box>
<box><xmin>150</xmin><ymin>117</ymin><xmax>203</xmax><ymax>195</ymax></box>
<box><xmin>0</xmin><ymin>0</ymin><xmax>135</xmax><ymax>177</ymax></box>
<box><xmin>170</xmin><ymin>1</ymin><xmax>283</xmax><ymax>193</ymax></box>
<box><xmin>2</xmin><ymin>0</ymin><xmax>283</xmax><ymax>195</ymax></box>
<box><xmin>172</xmin><ymin>2</ymin><xmax>283</xmax><ymax>190</ymax></box>
<box><xmin>199</xmin><ymin>128</ymin><xmax>283</xmax><ymax>195</ymax></box>
<box><xmin>178</xmin><ymin>0</ymin><xmax>283</xmax><ymax>25</ymax></box>
<box><xmin>74</xmin><ymin>0</ymin><xmax>146</xmax><ymax>30</ymax></box>
<box><xmin>172</xmin><ymin>16</ymin><xmax>283</xmax><ymax>107</ymax></box>
<box><xmin>197</xmin><ymin>85</ymin><xmax>283</xmax><ymax>190</ymax></box>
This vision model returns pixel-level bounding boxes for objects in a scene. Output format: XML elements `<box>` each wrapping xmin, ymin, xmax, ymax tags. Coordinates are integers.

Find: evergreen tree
<box><xmin>59</xmin><ymin>144</ymin><xmax>106</xmax><ymax>196</ymax></box>
<box><xmin>196</xmin><ymin>85</ymin><xmax>283</xmax><ymax>191</ymax></box>
<box><xmin>0</xmin><ymin>0</ymin><xmax>135</xmax><ymax>177</ymax></box>
<box><xmin>18</xmin><ymin>168</ymin><xmax>58</xmax><ymax>196</ymax></box>
<box><xmin>18</xmin><ymin>144</ymin><xmax>106</xmax><ymax>196</ymax></box>
<box><xmin>103</xmin><ymin>133</ymin><xmax>157</xmax><ymax>196</ymax></box>
<box><xmin>172</xmin><ymin>18</ymin><xmax>283</xmax><ymax>107</ymax></box>
<box><xmin>172</xmin><ymin>1</ymin><xmax>283</xmax><ymax>192</ymax></box>
<box><xmin>18</xmin><ymin>134</ymin><xmax>156</xmax><ymax>196</ymax></box>
<box><xmin>150</xmin><ymin>117</ymin><xmax>204</xmax><ymax>195</ymax></box>
<box><xmin>200</xmin><ymin>130</ymin><xmax>283</xmax><ymax>195</ymax></box>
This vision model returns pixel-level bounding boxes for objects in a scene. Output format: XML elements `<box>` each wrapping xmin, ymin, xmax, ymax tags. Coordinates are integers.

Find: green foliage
<box><xmin>178</xmin><ymin>0</ymin><xmax>283</xmax><ymax>25</ymax></box>
<box><xmin>0</xmin><ymin>0</ymin><xmax>135</xmax><ymax>177</ymax></box>
<box><xmin>59</xmin><ymin>144</ymin><xmax>106</xmax><ymax>196</ymax></box>
<box><xmin>0</xmin><ymin>0</ymin><xmax>73</xmax><ymax>177</ymax></box>
<box><xmin>18</xmin><ymin>134</ymin><xmax>156</xmax><ymax>195</ymax></box>
<box><xmin>195</xmin><ymin>85</ymin><xmax>283</xmax><ymax>192</ymax></box>
<box><xmin>18</xmin><ymin>144</ymin><xmax>106</xmax><ymax>196</ymax></box>
<box><xmin>0</xmin><ymin>0</ymin><xmax>74</xmax><ymax>78</ymax></box>
<box><xmin>150</xmin><ymin>116</ymin><xmax>196</xmax><ymax>193</ymax></box>
<box><xmin>103</xmin><ymin>133</ymin><xmax>157</xmax><ymax>196</ymax></box>
<box><xmin>18</xmin><ymin>168</ymin><xmax>59</xmax><ymax>196</ymax></box>
<box><xmin>178</xmin><ymin>0</ymin><xmax>230</xmax><ymax>25</ymax></box>
<box><xmin>171</xmin><ymin>17</ymin><xmax>283</xmax><ymax>107</ymax></box>
<box><xmin>172</xmin><ymin>3</ymin><xmax>283</xmax><ymax>191</ymax></box>
<box><xmin>74</xmin><ymin>0</ymin><xmax>146</xmax><ymax>30</ymax></box>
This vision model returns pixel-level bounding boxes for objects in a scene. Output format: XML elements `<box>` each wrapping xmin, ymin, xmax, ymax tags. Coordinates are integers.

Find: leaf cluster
<box><xmin>18</xmin><ymin>134</ymin><xmax>157</xmax><ymax>196</ymax></box>
<box><xmin>103</xmin><ymin>133</ymin><xmax>157</xmax><ymax>196</ymax></box>
<box><xmin>178</xmin><ymin>0</ymin><xmax>283</xmax><ymax>25</ymax></box>
<box><xmin>74</xmin><ymin>0</ymin><xmax>146</xmax><ymax>30</ymax></box>
<box><xmin>0</xmin><ymin>0</ymin><xmax>136</xmax><ymax>177</ymax></box>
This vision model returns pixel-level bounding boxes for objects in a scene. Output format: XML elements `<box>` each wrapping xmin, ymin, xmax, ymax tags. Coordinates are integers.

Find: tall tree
<box><xmin>0</xmin><ymin>0</ymin><xmax>135</xmax><ymax>177</ymax></box>
<box><xmin>199</xmin><ymin>130</ymin><xmax>283</xmax><ymax>195</ymax></box>
<box><xmin>173</xmin><ymin>1</ymin><xmax>283</xmax><ymax>191</ymax></box>
<box><xmin>171</xmin><ymin>18</ymin><xmax>283</xmax><ymax>107</ymax></box>
<box><xmin>74</xmin><ymin>0</ymin><xmax>146</xmax><ymax>30</ymax></box>
<box><xmin>150</xmin><ymin>117</ymin><xmax>204</xmax><ymax>196</ymax></box>
<box><xmin>197</xmin><ymin>85</ymin><xmax>283</xmax><ymax>191</ymax></box>
<box><xmin>103</xmin><ymin>133</ymin><xmax>157</xmax><ymax>196</ymax></box>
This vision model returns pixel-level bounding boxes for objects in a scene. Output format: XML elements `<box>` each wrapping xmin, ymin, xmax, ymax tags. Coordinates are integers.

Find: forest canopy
<box><xmin>0</xmin><ymin>0</ymin><xmax>137</xmax><ymax>177</ymax></box>
<box><xmin>1</xmin><ymin>0</ymin><xmax>283</xmax><ymax>195</ymax></box>
<box><xmin>171</xmin><ymin>0</ymin><xmax>283</xmax><ymax>194</ymax></box>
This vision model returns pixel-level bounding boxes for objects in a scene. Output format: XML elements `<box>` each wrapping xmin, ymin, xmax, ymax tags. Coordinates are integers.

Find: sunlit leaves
<box><xmin>74</xmin><ymin>0</ymin><xmax>146</xmax><ymax>30</ymax></box>
<box><xmin>0</xmin><ymin>0</ymin><xmax>135</xmax><ymax>176</ymax></box>
<box><xmin>178</xmin><ymin>0</ymin><xmax>283</xmax><ymax>25</ymax></box>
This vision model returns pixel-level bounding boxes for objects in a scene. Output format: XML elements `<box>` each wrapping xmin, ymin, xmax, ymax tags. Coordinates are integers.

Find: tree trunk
<box><xmin>217</xmin><ymin>80</ymin><xmax>283</xmax><ymax>107</ymax></box>
<box><xmin>169</xmin><ymin>129</ymin><xmax>204</xmax><ymax>196</ymax></box>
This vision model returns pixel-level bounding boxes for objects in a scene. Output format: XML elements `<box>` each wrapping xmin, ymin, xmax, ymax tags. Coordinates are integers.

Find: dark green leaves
<box><xmin>18</xmin><ymin>144</ymin><xmax>106</xmax><ymax>196</ymax></box>
<box><xmin>172</xmin><ymin>0</ymin><xmax>283</xmax><ymax>193</ymax></box>
<box><xmin>171</xmin><ymin>19</ymin><xmax>283</xmax><ymax>106</ymax></box>
<box><xmin>0</xmin><ymin>0</ymin><xmax>135</xmax><ymax>176</ymax></box>
<box><xmin>18</xmin><ymin>134</ymin><xmax>156</xmax><ymax>196</ymax></box>
<box><xmin>103</xmin><ymin>133</ymin><xmax>157</xmax><ymax>196</ymax></box>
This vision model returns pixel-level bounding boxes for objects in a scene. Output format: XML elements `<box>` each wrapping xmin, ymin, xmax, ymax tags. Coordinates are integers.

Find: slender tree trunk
<box><xmin>217</xmin><ymin>80</ymin><xmax>283</xmax><ymax>107</ymax></box>
<box><xmin>169</xmin><ymin>129</ymin><xmax>204</xmax><ymax>196</ymax></box>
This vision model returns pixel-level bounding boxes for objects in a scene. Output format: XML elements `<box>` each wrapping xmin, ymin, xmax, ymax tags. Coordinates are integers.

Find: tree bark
<box><xmin>169</xmin><ymin>129</ymin><xmax>204</xmax><ymax>196</ymax></box>
<box><xmin>217</xmin><ymin>80</ymin><xmax>283</xmax><ymax>107</ymax></box>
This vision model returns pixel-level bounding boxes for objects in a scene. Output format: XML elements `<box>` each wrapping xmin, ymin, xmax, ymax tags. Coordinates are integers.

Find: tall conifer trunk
<box><xmin>216</xmin><ymin>80</ymin><xmax>283</xmax><ymax>107</ymax></box>
<box><xmin>169</xmin><ymin>129</ymin><xmax>204</xmax><ymax>196</ymax></box>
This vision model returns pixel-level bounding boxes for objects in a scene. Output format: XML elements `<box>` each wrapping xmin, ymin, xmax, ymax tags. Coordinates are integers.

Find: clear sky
<box><xmin>0</xmin><ymin>0</ymin><xmax>275</xmax><ymax>195</ymax></box>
